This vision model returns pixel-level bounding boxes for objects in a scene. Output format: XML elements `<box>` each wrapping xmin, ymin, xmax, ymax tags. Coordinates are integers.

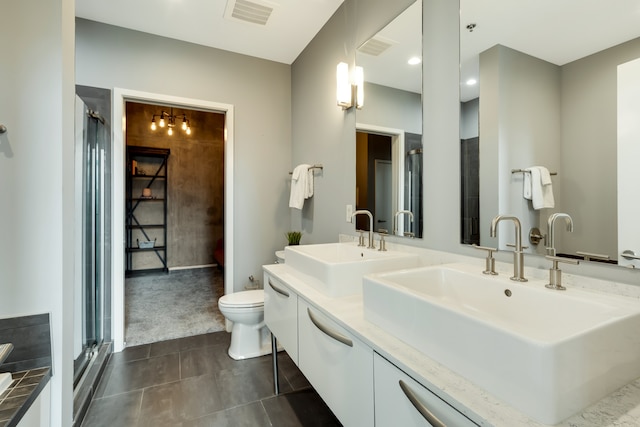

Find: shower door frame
<box><xmin>74</xmin><ymin>98</ymin><xmax>109</xmax><ymax>386</ymax></box>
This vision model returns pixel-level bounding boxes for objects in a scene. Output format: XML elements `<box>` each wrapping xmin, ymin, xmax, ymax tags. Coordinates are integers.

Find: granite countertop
<box><xmin>264</xmin><ymin>262</ymin><xmax>640</xmax><ymax>427</ymax></box>
<box><xmin>0</xmin><ymin>367</ymin><xmax>51</xmax><ymax>427</ymax></box>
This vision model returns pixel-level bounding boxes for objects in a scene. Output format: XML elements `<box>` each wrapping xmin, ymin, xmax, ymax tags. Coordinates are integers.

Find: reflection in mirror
<box><xmin>459</xmin><ymin>0</ymin><xmax>640</xmax><ymax>268</ymax></box>
<box><xmin>355</xmin><ymin>0</ymin><xmax>423</xmax><ymax>238</ymax></box>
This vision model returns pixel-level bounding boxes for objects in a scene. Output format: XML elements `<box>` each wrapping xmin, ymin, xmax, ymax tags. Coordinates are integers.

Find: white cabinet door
<box><xmin>298</xmin><ymin>299</ymin><xmax>374</xmax><ymax>427</ymax></box>
<box><xmin>374</xmin><ymin>353</ymin><xmax>478</xmax><ymax>427</ymax></box>
<box><xmin>263</xmin><ymin>273</ymin><xmax>299</xmax><ymax>364</ymax></box>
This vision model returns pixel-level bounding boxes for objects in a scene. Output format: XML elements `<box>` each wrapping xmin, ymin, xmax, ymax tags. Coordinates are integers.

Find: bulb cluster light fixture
<box><xmin>336</xmin><ymin>62</ymin><xmax>364</xmax><ymax>110</ymax></box>
<box><xmin>150</xmin><ymin>108</ymin><xmax>192</xmax><ymax>136</ymax></box>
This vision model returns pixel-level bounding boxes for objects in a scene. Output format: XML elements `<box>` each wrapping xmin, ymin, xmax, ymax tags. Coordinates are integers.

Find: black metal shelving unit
<box><xmin>125</xmin><ymin>146</ymin><xmax>170</xmax><ymax>276</ymax></box>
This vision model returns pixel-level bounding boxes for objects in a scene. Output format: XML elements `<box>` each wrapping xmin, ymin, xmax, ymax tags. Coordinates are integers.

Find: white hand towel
<box><xmin>523</xmin><ymin>171</ymin><xmax>532</xmax><ymax>200</ymax></box>
<box><xmin>525</xmin><ymin>166</ymin><xmax>554</xmax><ymax>209</ymax></box>
<box><xmin>305</xmin><ymin>167</ymin><xmax>314</xmax><ymax>199</ymax></box>
<box><xmin>289</xmin><ymin>164</ymin><xmax>310</xmax><ymax>209</ymax></box>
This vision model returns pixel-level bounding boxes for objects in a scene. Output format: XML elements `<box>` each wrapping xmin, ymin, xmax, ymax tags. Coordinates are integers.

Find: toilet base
<box><xmin>228</xmin><ymin>323</ymin><xmax>273</xmax><ymax>360</ymax></box>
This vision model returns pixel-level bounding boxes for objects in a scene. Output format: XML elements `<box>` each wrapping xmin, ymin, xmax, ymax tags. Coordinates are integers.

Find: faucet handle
<box><xmin>472</xmin><ymin>244</ymin><xmax>498</xmax><ymax>275</ymax></box>
<box><xmin>506</xmin><ymin>243</ymin><xmax>529</xmax><ymax>250</ymax></box>
<box><xmin>356</xmin><ymin>230</ymin><xmax>365</xmax><ymax>247</ymax></box>
<box><xmin>545</xmin><ymin>255</ymin><xmax>579</xmax><ymax>290</ymax></box>
<box><xmin>546</xmin><ymin>255</ymin><xmax>580</xmax><ymax>265</ymax></box>
<box><xmin>378</xmin><ymin>232</ymin><xmax>387</xmax><ymax>252</ymax></box>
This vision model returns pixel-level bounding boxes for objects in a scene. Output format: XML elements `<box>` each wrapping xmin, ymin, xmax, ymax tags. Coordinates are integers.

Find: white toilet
<box><xmin>218</xmin><ymin>289</ymin><xmax>271</xmax><ymax>360</ymax></box>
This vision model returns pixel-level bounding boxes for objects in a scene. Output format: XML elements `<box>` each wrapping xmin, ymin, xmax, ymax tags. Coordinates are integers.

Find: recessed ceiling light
<box><xmin>408</xmin><ymin>57</ymin><xmax>421</xmax><ymax>65</ymax></box>
<box><xmin>466</xmin><ymin>78</ymin><xmax>477</xmax><ymax>86</ymax></box>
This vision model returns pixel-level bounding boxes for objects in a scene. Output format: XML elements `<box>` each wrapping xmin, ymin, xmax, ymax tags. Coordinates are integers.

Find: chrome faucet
<box><xmin>489</xmin><ymin>215</ymin><xmax>527</xmax><ymax>282</ymax></box>
<box><xmin>546</xmin><ymin>213</ymin><xmax>574</xmax><ymax>256</ymax></box>
<box><xmin>351</xmin><ymin>210</ymin><xmax>375</xmax><ymax>249</ymax></box>
<box><xmin>393</xmin><ymin>210</ymin><xmax>414</xmax><ymax>236</ymax></box>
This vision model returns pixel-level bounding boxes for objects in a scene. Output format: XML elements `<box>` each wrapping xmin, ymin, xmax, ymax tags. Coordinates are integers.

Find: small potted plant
<box><xmin>285</xmin><ymin>231</ymin><xmax>302</xmax><ymax>246</ymax></box>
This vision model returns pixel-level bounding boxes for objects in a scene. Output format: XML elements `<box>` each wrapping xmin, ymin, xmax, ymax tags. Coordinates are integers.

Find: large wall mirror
<box><xmin>460</xmin><ymin>0</ymin><xmax>640</xmax><ymax>269</ymax></box>
<box><xmin>355</xmin><ymin>0</ymin><xmax>423</xmax><ymax>238</ymax></box>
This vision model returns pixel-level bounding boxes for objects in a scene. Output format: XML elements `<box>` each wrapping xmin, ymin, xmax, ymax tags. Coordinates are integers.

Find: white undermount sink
<box><xmin>284</xmin><ymin>242</ymin><xmax>420</xmax><ymax>297</ymax></box>
<box><xmin>363</xmin><ymin>263</ymin><xmax>640</xmax><ymax>424</ymax></box>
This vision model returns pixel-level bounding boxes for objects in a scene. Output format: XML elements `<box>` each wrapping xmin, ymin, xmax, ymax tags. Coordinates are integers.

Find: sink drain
<box><xmin>504</xmin><ymin>289</ymin><xmax>512</xmax><ymax>297</ymax></box>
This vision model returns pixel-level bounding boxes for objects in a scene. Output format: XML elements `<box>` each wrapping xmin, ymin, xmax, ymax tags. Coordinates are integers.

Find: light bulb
<box><xmin>150</xmin><ymin>119</ymin><xmax>156</xmax><ymax>131</ymax></box>
<box><xmin>182</xmin><ymin>119</ymin><xmax>187</xmax><ymax>131</ymax></box>
<box><xmin>186</xmin><ymin>127</ymin><xmax>191</xmax><ymax>135</ymax></box>
<box><xmin>159</xmin><ymin>117</ymin><xmax>165</xmax><ymax>127</ymax></box>
<box><xmin>168</xmin><ymin>127</ymin><xmax>173</xmax><ymax>136</ymax></box>
<box><xmin>354</xmin><ymin>66</ymin><xmax>364</xmax><ymax>109</ymax></box>
<box><xmin>336</xmin><ymin>62</ymin><xmax>352</xmax><ymax>109</ymax></box>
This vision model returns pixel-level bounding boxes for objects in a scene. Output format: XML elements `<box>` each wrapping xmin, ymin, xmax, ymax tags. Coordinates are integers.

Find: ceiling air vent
<box><xmin>357</xmin><ymin>37</ymin><xmax>396</xmax><ymax>56</ymax></box>
<box><xmin>225</xmin><ymin>0</ymin><xmax>275</xmax><ymax>26</ymax></box>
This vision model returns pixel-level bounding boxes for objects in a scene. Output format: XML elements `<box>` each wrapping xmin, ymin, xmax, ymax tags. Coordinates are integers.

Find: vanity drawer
<box><xmin>263</xmin><ymin>273</ymin><xmax>298</xmax><ymax>364</ymax></box>
<box><xmin>374</xmin><ymin>353</ymin><xmax>478</xmax><ymax>427</ymax></box>
<box><xmin>298</xmin><ymin>299</ymin><xmax>374</xmax><ymax>427</ymax></box>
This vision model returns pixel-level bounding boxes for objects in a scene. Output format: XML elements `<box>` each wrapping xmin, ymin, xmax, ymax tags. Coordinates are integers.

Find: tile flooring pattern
<box><xmin>82</xmin><ymin>332</ymin><xmax>342</xmax><ymax>427</ymax></box>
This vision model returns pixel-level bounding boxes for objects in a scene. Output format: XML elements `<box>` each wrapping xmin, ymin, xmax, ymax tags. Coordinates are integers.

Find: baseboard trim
<box><xmin>169</xmin><ymin>264</ymin><xmax>217</xmax><ymax>271</ymax></box>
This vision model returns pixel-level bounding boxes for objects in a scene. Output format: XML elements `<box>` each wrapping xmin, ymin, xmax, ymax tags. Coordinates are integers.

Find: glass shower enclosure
<box><xmin>73</xmin><ymin>93</ymin><xmax>111</xmax><ymax>387</ymax></box>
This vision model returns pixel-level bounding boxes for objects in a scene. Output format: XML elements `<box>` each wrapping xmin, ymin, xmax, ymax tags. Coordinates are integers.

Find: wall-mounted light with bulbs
<box><xmin>336</xmin><ymin>62</ymin><xmax>364</xmax><ymax>110</ymax></box>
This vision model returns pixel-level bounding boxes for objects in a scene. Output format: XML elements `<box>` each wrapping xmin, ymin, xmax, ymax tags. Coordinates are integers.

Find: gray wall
<box><xmin>289</xmin><ymin>0</ymin><xmax>462</xmax><ymax>253</ymax></box>
<box><xmin>358</xmin><ymin>82</ymin><xmax>421</xmax><ymax>133</ymax></box>
<box><xmin>478</xmin><ymin>45</ymin><xmax>561</xmax><ymax>253</ymax></box>
<box><xmin>474</xmin><ymin>38</ymin><xmax>640</xmax><ymax>260</ymax></box>
<box><xmin>1</xmin><ymin>0</ymin><xmax>75</xmax><ymax>424</ymax></box>
<box><xmin>75</xmin><ymin>19</ymin><xmax>292</xmax><ymax>288</ymax></box>
<box><xmin>460</xmin><ymin>98</ymin><xmax>478</xmax><ymax>140</ymax></box>
<box><xmin>560</xmin><ymin>37</ymin><xmax>640</xmax><ymax>259</ymax></box>
<box><xmin>290</xmin><ymin>0</ymin><xmax>416</xmax><ymax>239</ymax></box>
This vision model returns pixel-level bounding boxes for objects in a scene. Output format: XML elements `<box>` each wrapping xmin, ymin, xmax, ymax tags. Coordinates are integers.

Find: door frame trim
<box><xmin>112</xmin><ymin>88</ymin><xmax>234</xmax><ymax>352</ymax></box>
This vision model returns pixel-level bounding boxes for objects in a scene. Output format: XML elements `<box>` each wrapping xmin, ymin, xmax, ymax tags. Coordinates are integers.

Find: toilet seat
<box><xmin>219</xmin><ymin>289</ymin><xmax>264</xmax><ymax>309</ymax></box>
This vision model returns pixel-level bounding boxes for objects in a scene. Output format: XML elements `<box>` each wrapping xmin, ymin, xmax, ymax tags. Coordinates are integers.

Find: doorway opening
<box><xmin>112</xmin><ymin>89</ymin><xmax>235</xmax><ymax>352</ymax></box>
<box><xmin>122</xmin><ymin>101</ymin><xmax>227</xmax><ymax>346</ymax></box>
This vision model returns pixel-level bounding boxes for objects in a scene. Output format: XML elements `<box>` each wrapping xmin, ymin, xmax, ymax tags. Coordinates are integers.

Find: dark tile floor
<box><xmin>81</xmin><ymin>332</ymin><xmax>341</xmax><ymax>427</ymax></box>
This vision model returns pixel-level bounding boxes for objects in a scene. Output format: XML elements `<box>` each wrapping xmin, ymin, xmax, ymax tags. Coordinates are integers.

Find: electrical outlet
<box><xmin>346</xmin><ymin>204</ymin><xmax>353</xmax><ymax>222</ymax></box>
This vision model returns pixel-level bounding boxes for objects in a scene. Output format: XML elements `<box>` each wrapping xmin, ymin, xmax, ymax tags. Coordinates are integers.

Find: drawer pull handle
<box><xmin>399</xmin><ymin>380</ymin><xmax>446</xmax><ymax>427</ymax></box>
<box><xmin>307</xmin><ymin>308</ymin><xmax>353</xmax><ymax>347</ymax></box>
<box><xmin>268</xmin><ymin>279</ymin><xmax>290</xmax><ymax>298</ymax></box>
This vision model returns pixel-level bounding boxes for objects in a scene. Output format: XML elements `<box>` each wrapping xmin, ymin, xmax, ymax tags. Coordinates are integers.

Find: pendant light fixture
<box><xmin>150</xmin><ymin>107</ymin><xmax>192</xmax><ymax>135</ymax></box>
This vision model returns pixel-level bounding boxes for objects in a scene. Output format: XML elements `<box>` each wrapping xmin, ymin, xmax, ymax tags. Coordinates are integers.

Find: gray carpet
<box><xmin>125</xmin><ymin>267</ymin><xmax>226</xmax><ymax>347</ymax></box>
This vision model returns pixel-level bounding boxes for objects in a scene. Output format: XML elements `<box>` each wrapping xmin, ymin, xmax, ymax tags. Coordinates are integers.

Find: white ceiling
<box><xmin>76</xmin><ymin>0</ymin><xmax>640</xmax><ymax>100</ymax></box>
<box><xmin>460</xmin><ymin>0</ymin><xmax>640</xmax><ymax>101</ymax></box>
<box><xmin>356</xmin><ymin>1</ymin><xmax>422</xmax><ymax>94</ymax></box>
<box><xmin>75</xmin><ymin>0</ymin><xmax>345</xmax><ymax>65</ymax></box>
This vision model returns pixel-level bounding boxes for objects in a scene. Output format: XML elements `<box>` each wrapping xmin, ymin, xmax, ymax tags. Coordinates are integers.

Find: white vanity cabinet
<box><xmin>374</xmin><ymin>353</ymin><xmax>478</xmax><ymax>427</ymax></box>
<box><xmin>264</xmin><ymin>273</ymin><xmax>299</xmax><ymax>363</ymax></box>
<box><xmin>298</xmin><ymin>299</ymin><xmax>374</xmax><ymax>427</ymax></box>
